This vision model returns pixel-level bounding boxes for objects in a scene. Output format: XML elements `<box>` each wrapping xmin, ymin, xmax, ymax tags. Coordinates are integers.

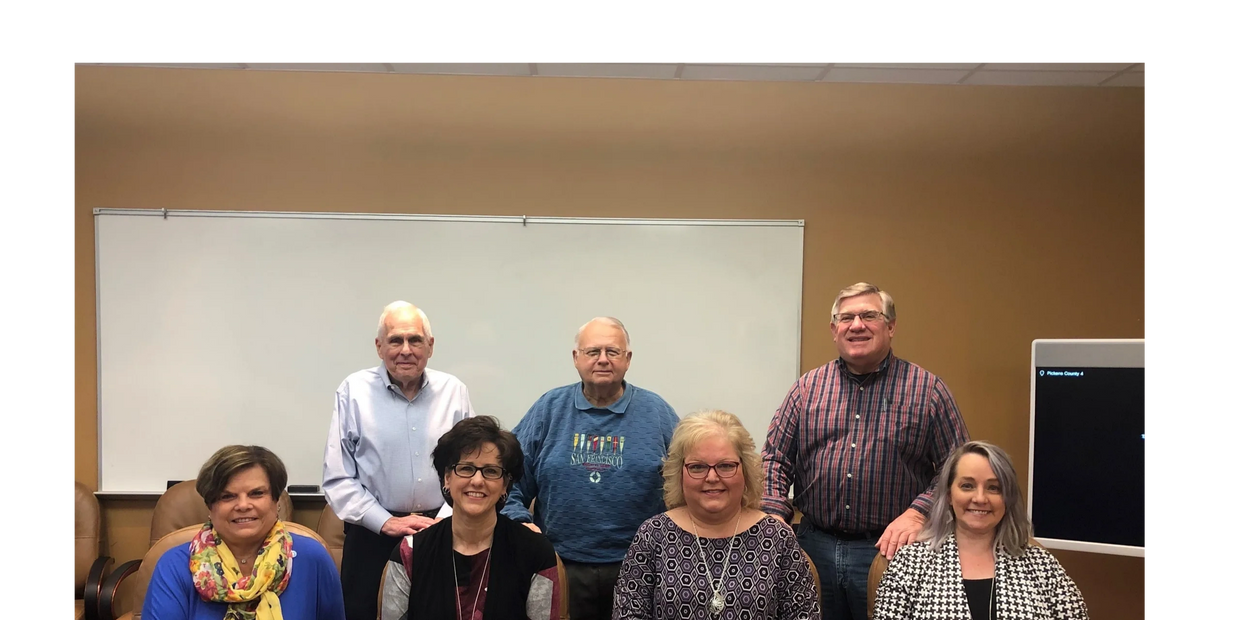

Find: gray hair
<box><xmin>377</xmin><ymin>301</ymin><xmax>433</xmax><ymax>339</ymax></box>
<box><xmin>575</xmin><ymin>317</ymin><xmax>631</xmax><ymax>348</ymax></box>
<box><xmin>830</xmin><ymin>282</ymin><xmax>896</xmax><ymax>323</ymax></box>
<box><xmin>921</xmin><ymin>440</ymin><xmax>1032</xmax><ymax>557</ymax></box>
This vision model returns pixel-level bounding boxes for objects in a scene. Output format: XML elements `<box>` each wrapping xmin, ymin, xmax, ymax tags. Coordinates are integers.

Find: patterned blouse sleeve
<box><xmin>525</xmin><ymin>537</ymin><xmax>564</xmax><ymax>620</ymax></box>
<box><xmin>775</xmin><ymin>522</ymin><xmax>822</xmax><ymax>620</ymax></box>
<box><xmin>1038</xmin><ymin>549</ymin><xmax>1090</xmax><ymax>620</ymax></box>
<box><xmin>611</xmin><ymin>519</ymin><xmax>657</xmax><ymax>620</ymax></box>
<box><xmin>872</xmin><ymin>544</ymin><xmax>917</xmax><ymax>620</ymax></box>
<box><xmin>379</xmin><ymin>536</ymin><xmax>413</xmax><ymax>620</ymax></box>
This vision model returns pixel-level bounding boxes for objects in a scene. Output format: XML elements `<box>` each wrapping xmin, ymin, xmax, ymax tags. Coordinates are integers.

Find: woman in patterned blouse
<box><xmin>612</xmin><ymin>410</ymin><xmax>821</xmax><ymax>620</ymax></box>
<box><xmin>873</xmin><ymin>441</ymin><xmax>1089</xmax><ymax>620</ymax></box>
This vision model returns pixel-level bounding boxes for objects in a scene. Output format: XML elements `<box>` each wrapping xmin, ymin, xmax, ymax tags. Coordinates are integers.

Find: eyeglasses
<box><xmin>683</xmin><ymin>461</ymin><xmax>741</xmax><ymax>479</ymax></box>
<box><xmin>578</xmin><ymin>347</ymin><xmax>627</xmax><ymax>360</ymax></box>
<box><xmin>449</xmin><ymin>463</ymin><xmax>506</xmax><ymax>480</ymax></box>
<box><xmin>832</xmin><ymin>310</ymin><xmax>887</xmax><ymax>325</ymax></box>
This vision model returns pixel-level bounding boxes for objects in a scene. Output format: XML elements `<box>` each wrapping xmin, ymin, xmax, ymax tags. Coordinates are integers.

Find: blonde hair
<box><xmin>662</xmin><ymin>410</ymin><xmax>764</xmax><ymax>510</ymax></box>
<box><xmin>830</xmin><ymin>282</ymin><xmax>896</xmax><ymax>323</ymax></box>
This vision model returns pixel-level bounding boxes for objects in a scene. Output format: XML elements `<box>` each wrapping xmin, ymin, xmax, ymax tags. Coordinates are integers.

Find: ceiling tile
<box><xmin>964</xmin><ymin>70</ymin><xmax>1118</xmax><ymax>86</ymax></box>
<box><xmin>246</xmin><ymin>63</ymin><xmax>390</xmax><ymax>73</ymax></box>
<box><xmin>562</xmin><ymin>60</ymin><xmax>679</xmax><ymax>65</ymax></box>
<box><xmin>535</xmin><ymin>64</ymin><xmax>679</xmax><ymax>79</ymax></box>
<box><xmin>390</xmin><ymin>63</ymin><xmax>532</xmax><ymax>76</ymax></box>
<box><xmin>679</xmin><ymin>64</ymin><xmax>823</xmax><ymax>81</ymax></box>
<box><xmin>1102</xmin><ymin>72</ymin><xmax>1144</xmax><ymax>87</ymax></box>
<box><xmin>823</xmin><ymin>67</ymin><xmax>972</xmax><ymax>85</ymax></box>
<box><xmin>981</xmin><ymin>63</ymin><xmax>1133</xmax><ymax>72</ymax></box>
<box><xmin>84</xmin><ymin>63</ymin><xmax>248</xmax><ymax>70</ymax></box>
<box><xmin>684</xmin><ymin>60</ymin><xmax>828</xmax><ymax>67</ymax></box>
<box><xmin>833</xmin><ymin>63</ymin><xmax>981</xmax><ymax>70</ymax></box>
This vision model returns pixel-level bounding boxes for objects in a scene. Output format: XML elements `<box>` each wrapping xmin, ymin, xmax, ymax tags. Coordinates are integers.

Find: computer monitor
<box><xmin>1029</xmin><ymin>339</ymin><xmax>1143</xmax><ymax>557</ymax></box>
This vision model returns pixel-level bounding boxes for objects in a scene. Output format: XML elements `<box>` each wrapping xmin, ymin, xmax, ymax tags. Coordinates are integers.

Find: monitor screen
<box><xmin>1030</xmin><ymin>339</ymin><xmax>1144</xmax><ymax>557</ymax></box>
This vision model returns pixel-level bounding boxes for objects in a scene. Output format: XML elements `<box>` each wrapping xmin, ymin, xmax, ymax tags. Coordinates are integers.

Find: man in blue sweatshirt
<box><xmin>502</xmin><ymin>317</ymin><xmax>680</xmax><ymax>620</ymax></box>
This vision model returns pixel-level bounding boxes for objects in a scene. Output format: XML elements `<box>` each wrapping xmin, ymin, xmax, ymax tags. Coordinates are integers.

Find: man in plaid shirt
<box><xmin>762</xmin><ymin>282</ymin><xmax>969</xmax><ymax>620</ymax></box>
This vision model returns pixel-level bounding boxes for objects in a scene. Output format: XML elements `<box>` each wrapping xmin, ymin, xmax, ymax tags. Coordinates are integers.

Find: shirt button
<box><xmin>417</xmin><ymin>478</ymin><xmax>422</xmax><ymax>482</ymax></box>
<box><xmin>855</xmin><ymin>414</ymin><xmax>860</xmax><ymax>419</ymax></box>
<box><xmin>859</xmin><ymin>387</ymin><xmax>864</xmax><ymax>391</ymax></box>
<box><xmin>845</xmin><ymin>505</ymin><xmax>851</xmax><ymax>510</ymax></box>
<box><xmin>412</xmin><ymin>427</ymin><xmax>417</xmax><ymax>431</ymax></box>
<box><xmin>846</xmin><ymin>473</ymin><xmax>852</xmax><ymax>478</ymax></box>
<box><xmin>851</xmin><ymin>443</ymin><xmax>856</xmax><ymax>448</ymax></box>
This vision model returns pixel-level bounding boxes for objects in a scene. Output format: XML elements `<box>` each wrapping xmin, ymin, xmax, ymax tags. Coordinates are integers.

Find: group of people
<box><xmin>140</xmin><ymin>282</ymin><xmax>1092</xmax><ymax>620</ymax></box>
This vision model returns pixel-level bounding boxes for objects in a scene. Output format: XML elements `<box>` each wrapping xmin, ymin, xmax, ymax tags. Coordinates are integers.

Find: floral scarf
<box><xmin>188</xmin><ymin>519</ymin><xmax>293</xmax><ymax>620</ymax></box>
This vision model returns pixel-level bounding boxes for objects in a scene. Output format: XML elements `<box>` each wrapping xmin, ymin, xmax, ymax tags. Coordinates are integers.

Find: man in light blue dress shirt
<box><xmin>323</xmin><ymin>301</ymin><xmax>474</xmax><ymax>620</ymax></box>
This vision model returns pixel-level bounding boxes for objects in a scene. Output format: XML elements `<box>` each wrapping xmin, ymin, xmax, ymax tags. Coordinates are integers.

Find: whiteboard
<box><xmin>95</xmin><ymin>210</ymin><xmax>804</xmax><ymax>493</ymax></box>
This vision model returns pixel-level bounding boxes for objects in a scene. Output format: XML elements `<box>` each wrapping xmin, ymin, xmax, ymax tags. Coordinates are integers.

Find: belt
<box><xmin>391</xmin><ymin>508</ymin><xmax>441</xmax><ymax>518</ymax></box>
<box><xmin>816</xmin><ymin>524</ymin><xmax>884</xmax><ymax>541</ymax></box>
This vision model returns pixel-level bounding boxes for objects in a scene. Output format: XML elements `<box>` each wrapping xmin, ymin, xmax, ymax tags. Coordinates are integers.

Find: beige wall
<box><xmin>75</xmin><ymin>66</ymin><xmax>1143</xmax><ymax>618</ymax></box>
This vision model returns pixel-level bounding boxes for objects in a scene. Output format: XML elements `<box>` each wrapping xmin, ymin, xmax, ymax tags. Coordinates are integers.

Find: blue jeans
<box><xmin>796</xmin><ymin>521</ymin><xmax>880</xmax><ymax>620</ymax></box>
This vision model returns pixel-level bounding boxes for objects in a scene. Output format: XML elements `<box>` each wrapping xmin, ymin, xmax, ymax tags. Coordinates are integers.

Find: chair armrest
<box><xmin>84</xmin><ymin>556</ymin><xmax>115</xmax><ymax>620</ymax></box>
<box><xmin>99</xmin><ymin>560</ymin><xmax>141</xmax><ymax>620</ymax></box>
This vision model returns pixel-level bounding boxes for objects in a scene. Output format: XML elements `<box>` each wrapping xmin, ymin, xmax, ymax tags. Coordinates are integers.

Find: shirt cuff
<box><xmin>361</xmin><ymin>505</ymin><xmax>396</xmax><ymax>534</ymax></box>
<box><xmin>909</xmin><ymin>494</ymin><xmax>932</xmax><ymax>516</ymax></box>
<box><xmin>761</xmin><ymin>497</ymin><xmax>793</xmax><ymax>521</ymax></box>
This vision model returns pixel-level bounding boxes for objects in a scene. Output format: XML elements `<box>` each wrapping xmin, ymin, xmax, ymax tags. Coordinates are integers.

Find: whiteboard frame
<box><xmin>93</xmin><ymin>208</ymin><xmax>805</xmax><ymax>494</ymax></box>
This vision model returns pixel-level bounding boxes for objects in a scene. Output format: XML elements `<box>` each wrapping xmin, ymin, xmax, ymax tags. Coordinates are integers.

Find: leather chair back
<box><xmin>315</xmin><ymin>504</ymin><xmax>346</xmax><ymax>571</ymax></box>
<box><xmin>76</xmin><ymin>482</ymin><xmax>102</xmax><ymax>591</ymax></box>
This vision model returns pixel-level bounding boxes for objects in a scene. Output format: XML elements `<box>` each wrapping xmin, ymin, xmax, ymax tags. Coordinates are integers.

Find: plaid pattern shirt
<box><xmin>762</xmin><ymin>352</ymin><xmax>968</xmax><ymax>532</ymax></box>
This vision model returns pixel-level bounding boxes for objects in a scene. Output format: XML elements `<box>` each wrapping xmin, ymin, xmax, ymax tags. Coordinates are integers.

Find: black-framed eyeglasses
<box><xmin>832</xmin><ymin>310</ymin><xmax>887</xmax><ymax>325</ymax></box>
<box><xmin>450</xmin><ymin>463</ymin><xmax>506</xmax><ymax>480</ymax></box>
<box><xmin>683</xmin><ymin>461</ymin><xmax>741</xmax><ymax>479</ymax></box>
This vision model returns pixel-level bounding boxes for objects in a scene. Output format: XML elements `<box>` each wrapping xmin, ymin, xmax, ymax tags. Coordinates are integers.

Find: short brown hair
<box><xmin>196</xmin><ymin>445</ymin><xmax>289</xmax><ymax>507</ymax></box>
<box><xmin>432</xmin><ymin>416</ymin><xmax>524</xmax><ymax>508</ymax></box>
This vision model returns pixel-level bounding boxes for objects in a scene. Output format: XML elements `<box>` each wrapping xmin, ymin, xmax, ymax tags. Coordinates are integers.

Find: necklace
<box><xmin>988</xmin><ymin>576</ymin><xmax>995</xmax><ymax>620</ymax></box>
<box><xmin>688</xmin><ymin>510</ymin><xmax>744</xmax><ymax>615</ymax></box>
<box><xmin>451</xmin><ymin>545</ymin><xmax>492</xmax><ymax>620</ymax></box>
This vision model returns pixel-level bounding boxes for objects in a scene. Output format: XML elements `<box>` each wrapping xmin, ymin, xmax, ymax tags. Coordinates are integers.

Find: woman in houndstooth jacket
<box><xmin>873</xmin><ymin>441</ymin><xmax>1088</xmax><ymax>620</ymax></box>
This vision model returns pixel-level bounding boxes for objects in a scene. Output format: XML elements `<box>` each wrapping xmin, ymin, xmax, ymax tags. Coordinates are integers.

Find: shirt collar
<box><xmin>379</xmin><ymin>365</ymin><xmax>430</xmax><ymax>397</ymax></box>
<box><xmin>835</xmin><ymin>349</ymin><xmax>894</xmax><ymax>383</ymax></box>
<box><xmin>573</xmin><ymin>381</ymin><xmax>633</xmax><ymax>414</ymax></box>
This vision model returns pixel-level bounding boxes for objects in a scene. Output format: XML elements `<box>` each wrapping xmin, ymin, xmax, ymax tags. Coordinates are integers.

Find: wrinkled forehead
<box><xmin>836</xmin><ymin>293</ymin><xmax>884</xmax><ymax>313</ymax></box>
<box><xmin>577</xmin><ymin>323</ymin><xmax>628</xmax><ymax>348</ymax></box>
<box><xmin>383</xmin><ymin>311</ymin><xmax>428</xmax><ymax>337</ymax></box>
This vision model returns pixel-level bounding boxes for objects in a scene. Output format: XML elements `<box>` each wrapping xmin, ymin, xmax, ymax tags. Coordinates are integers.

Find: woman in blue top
<box><xmin>143</xmin><ymin>445</ymin><xmax>345</xmax><ymax>620</ymax></box>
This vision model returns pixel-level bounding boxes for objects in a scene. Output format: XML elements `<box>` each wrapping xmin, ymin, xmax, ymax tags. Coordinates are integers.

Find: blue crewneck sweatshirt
<box><xmin>501</xmin><ymin>381</ymin><xmax>680</xmax><ymax>563</ymax></box>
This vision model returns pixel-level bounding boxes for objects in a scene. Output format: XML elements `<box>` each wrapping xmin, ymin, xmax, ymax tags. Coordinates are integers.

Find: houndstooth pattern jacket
<box><xmin>873</xmin><ymin>535</ymin><xmax>1089</xmax><ymax>620</ymax></box>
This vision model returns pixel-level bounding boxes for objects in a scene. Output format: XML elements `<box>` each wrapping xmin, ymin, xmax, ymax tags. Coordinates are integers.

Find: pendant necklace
<box><xmin>451</xmin><ymin>544</ymin><xmax>492</xmax><ymax>620</ymax></box>
<box><xmin>689</xmin><ymin>510</ymin><xmax>744</xmax><ymax>615</ymax></box>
